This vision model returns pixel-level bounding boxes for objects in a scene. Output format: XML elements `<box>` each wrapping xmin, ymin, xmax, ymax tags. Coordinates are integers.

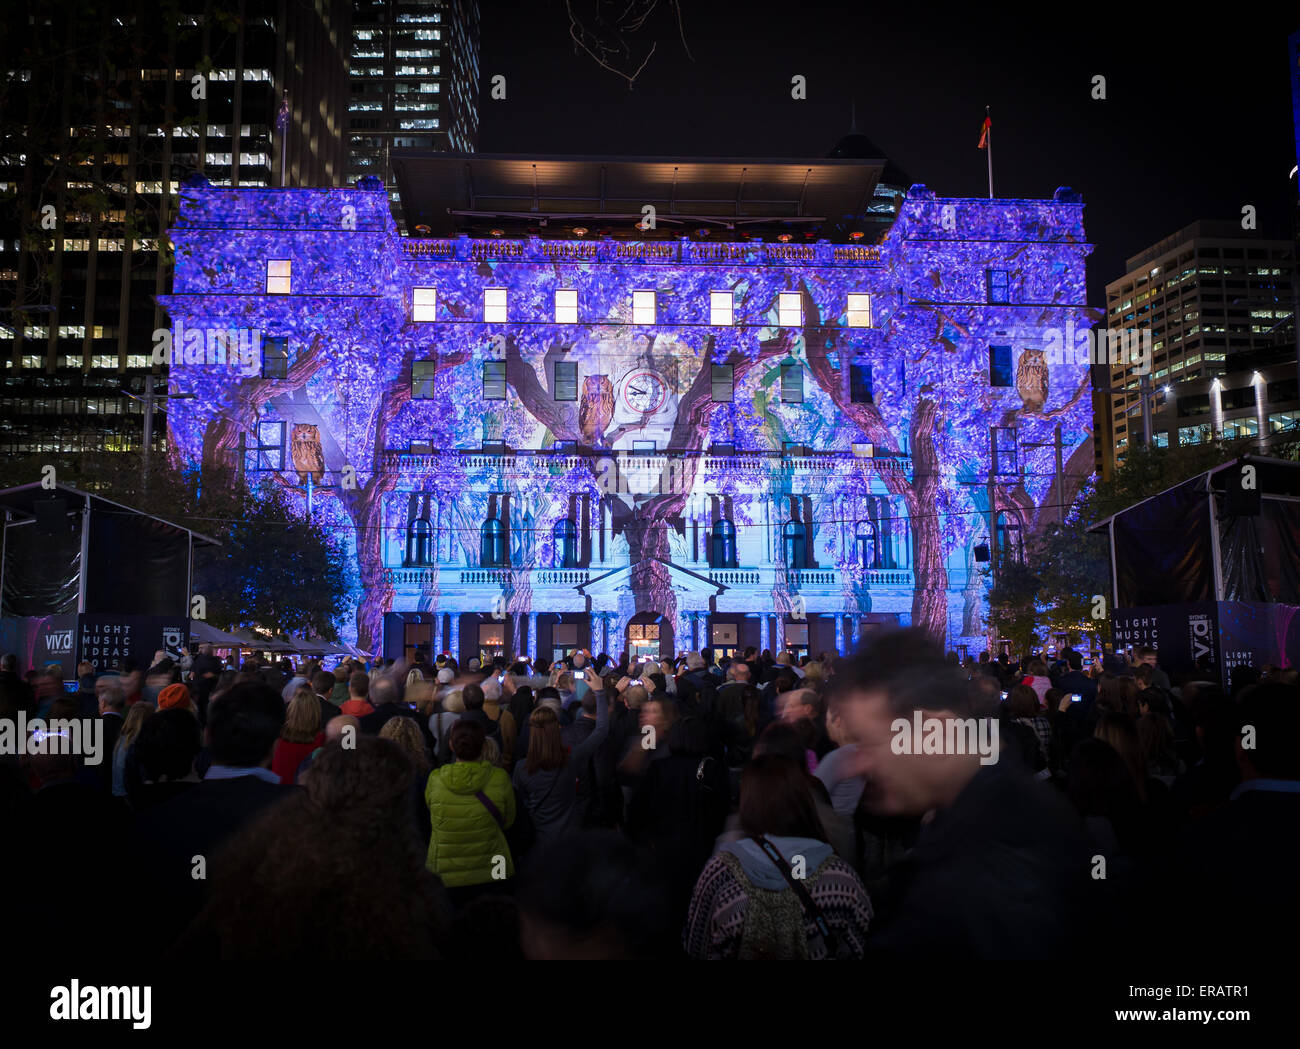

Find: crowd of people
<box><xmin>1</xmin><ymin>634</ymin><xmax>1296</xmax><ymax>960</ymax></box>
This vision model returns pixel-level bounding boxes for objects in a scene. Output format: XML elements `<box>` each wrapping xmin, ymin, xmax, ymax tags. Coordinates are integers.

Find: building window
<box><xmin>483</xmin><ymin>360</ymin><xmax>506</xmax><ymax>400</ymax></box>
<box><xmin>995</xmin><ymin>510</ymin><xmax>1023</xmax><ymax>564</ymax></box>
<box><xmin>782</xmin><ymin>520</ymin><xmax>807</xmax><ymax>569</ymax></box>
<box><xmin>484</xmin><ymin>287</ymin><xmax>507</xmax><ymax>322</ymax></box>
<box><xmin>711</xmin><ymin>364</ymin><xmax>733</xmax><ymax>402</ymax></box>
<box><xmin>856</xmin><ymin>520</ymin><xmax>879</xmax><ymax>568</ymax></box>
<box><xmin>710</xmin><ymin>519</ymin><xmax>738</xmax><ymax>568</ymax></box>
<box><xmin>412</xmin><ymin>360</ymin><xmax>437</xmax><ymax>399</ymax></box>
<box><xmin>780</xmin><ymin>361</ymin><xmax>804</xmax><ymax>403</ymax></box>
<box><xmin>244</xmin><ymin>421</ymin><xmax>284</xmax><ymax>471</ymax></box>
<box><xmin>847</xmin><ymin>293</ymin><xmax>872</xmax><ymax>327</ymax></box>
<box><xmin>710</xmin><ymin>290</ymin><xmax>734</xmax><ymax>326</ymax></box>
<box><xmin>406</xmin><ymin>516</ymin><xmax>432</xmax><ymax>565</ymax></box>
<box><xmin>266</xmin><ymin>260</ymin><xmax>291</xmax><ymax>294</ymax></box>
<box><xmin>986</xmin><ymin>269</ymin><xmax>1009</xmax><ymax>304</ymax></box>
<box><xmin>552</xmin><ymin>518</ymin><xmax>578</xmax><ymax>568</ymax></box>
<box><xmin>412</xmin><ymin>287</ymin><xmax>436</xmax><ymax>321</ymax></box>
<box><xmin>850</xmin><ymin>363</ymin><xmax>873</xmax><ymax>404</ymax></box>
<box><xmin>555</xmin><ymin>288</ymin><xmax>578</xmax><ymax>324</ymax></box>
<box><xmin>992</xmin><ymin>426</ymin><xmax>1018</xmax><ymax>475</ymax></box>
<box><xmin>633</xmin><ymin>290</ymin><xmax>656</xmax><ymax>325</ymax></box>
<box><xmin>554</xmin><ymin>361</ymin><xmax>578</xmax><ymax>401</ymax></box>
<box><xmin>480</xmin><ymin>518</ymin><xmax>507</xmax><ymax>567</ymax></box>
<box><xmin>989</xmin><ymin>345</ymin><xmax>1013</xmax><ymax>387</ymax></box>
<box><xmin>262</xmin><ymin>337</ymin><xmax>288</xmax><ymax>379</ymax></box>
<box><xmin>778</xmin><ymin>292</ymin><xmax>802</xmax><ymax>327</ymax></box>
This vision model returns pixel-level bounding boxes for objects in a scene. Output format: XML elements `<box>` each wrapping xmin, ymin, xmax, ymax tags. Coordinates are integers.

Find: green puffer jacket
<box><xmin>424</xmin><ymin>760</ymin><xmax>515</xmax><ymax>887</ymax></box>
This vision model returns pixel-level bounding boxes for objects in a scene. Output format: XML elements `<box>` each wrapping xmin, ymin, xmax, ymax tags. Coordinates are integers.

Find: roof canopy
<box><xmin>1088</xmin><ymin>456</ymin><xmax>1300</xmax><ymax>607</ymax></box>
<box><xmin>391</xmin><ymin>152</ymin><xmax>889</xmax><ymax>240</ymax></box>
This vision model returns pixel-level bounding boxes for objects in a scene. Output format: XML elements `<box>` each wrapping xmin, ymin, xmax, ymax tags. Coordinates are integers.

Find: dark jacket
<box><xmin>131</xmin><ymin>772</ymin><xmax>297</xmax><ymax>955</ymax></box>
<box><xmin>513</xmin><ymin>692</ymin><xmax>609</xmax><ymax>842</ymax></box>
<box><xmin>360</xmin><ymin>701</ymin><xmax>418</xmax><ymax>736</ymax></box>
<box><xmin>1168</xmin><ymin>781</ymin><xmax>1300</xmax><ymax>958</ymax></box>
<box><xmin>867</xmin><ymin>759</ymin><xmax>1096</xmax><ymax>958</ymax></box>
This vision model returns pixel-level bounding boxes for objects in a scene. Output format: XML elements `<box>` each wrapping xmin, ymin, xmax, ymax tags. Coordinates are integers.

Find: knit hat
<box><xmin>157</xmin><ymin>683</ymin><xmax>191</xmax><ymax>711</ymax></box>
<box><xmin>437</xmin><ymin>667</ymin><xmax>454</xmax><ymax>684</ymax></box>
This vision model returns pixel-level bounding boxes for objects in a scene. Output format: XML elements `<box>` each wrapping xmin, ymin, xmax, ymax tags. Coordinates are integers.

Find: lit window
<box><xmin>710</xmin><ymin>290</ymin><xmax>733</xmax><ymax>326</ymax></box>
<box><xmin>266</xmin><ymin>260</ymin><xmax>291</xmax><ymax>294</ymax></box>
<box><xmin>847</xmin><ymin>293</ymin><xmax>872</xmax><ymax>327</ymax></box>
<box><xmin>413</xmin><ymin>287</ymin><xmax>436</xmax><ymax>321</ymax></box>
<box><xmin>633</xmin><ymin>290</ymin><xmax>656</xmax><ymax>325</ymax></box>
<box><xmin>778</xmin><ymin>292</ymin><xmax>802</xmax><ymax>327</ymax></box>
<box><xmin>556</xmin><ymin>288</ymin><xmax>578</xmax><ymax>324</ymax></box>
<box><xmin>484</xmin><ymin>287</ymin><xmax>507</xmax><ymax>322</ymax></box>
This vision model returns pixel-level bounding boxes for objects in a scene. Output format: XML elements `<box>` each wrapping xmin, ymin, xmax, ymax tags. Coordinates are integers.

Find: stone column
<box><xmin>675</xmin><ymin>607</ymin><xmax>692</xmax><ymax>659</ymax></box>
<box><xmin>774</xmin><ymin>616</ymin><xmax>786</xmax><ymax>654</ymax></box>
<box><xmin>759</xmin><ymin>614</ymin><xmax>770</xmax><ymax>655</ymax></box>
<box><xmin>527</xmin><ymin>612</ymin><xmax>538</xmax><ymax>661</ymax></box>
<box><xmin>432</xmin><ymin>613</ymin><xmax>443</xmax><ymax>658</ymax></box>
<box><xmin>590</xmin><ymin>611</ymin><xmax>603</xmax><ymax>655</ymax></box>
<box><xmin>834</xmin><ymin>613</ymin><xmax>845</xmax><ymax>657</ymax></box>
<box><xmin>448</xmin><ymin>615</ymin><xmax>461</xmax><ymax>666</ymax></box>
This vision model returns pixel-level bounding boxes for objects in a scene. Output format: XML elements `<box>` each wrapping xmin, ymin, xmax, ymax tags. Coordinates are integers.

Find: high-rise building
<box><xmin>0</xmin><ymin>0</ymin><xmax>349</xmax><ymax>461</ymax></box>
<box><xmin>1097</xmin><ymin>220</ymin><xmax>1296</xmax><ymax>477</ymax></box>
<box><xmin>345</xmin><ymin>0</ymin><xmax>480</xmax><ymax>221</ymax></box>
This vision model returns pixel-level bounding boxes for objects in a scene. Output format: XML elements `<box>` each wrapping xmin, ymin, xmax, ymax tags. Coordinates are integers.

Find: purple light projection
<box><xmin>159</xmin><ymin>180</ymin><xmax>1096</xmax><ymax>659</ymax></box>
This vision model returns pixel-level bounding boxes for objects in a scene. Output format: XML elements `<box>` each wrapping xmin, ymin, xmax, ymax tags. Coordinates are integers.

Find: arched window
<box><xmin>995</xmin><ymin>510</ymin><xmax>1023</xmax><ymax>565</ymax></box>
<box><xmin>782</xmin><ymin>520</ymin><xmax>806</xmax><ymax>569</ymax></box>
<box><xmin>406</xmin><ymin>516</ymin><xmax>432</xmax><ymax>566</ymax></box>
<box><xmin>710</xmin><ymin>519</ymin><xmax>738</xmax><ymax>568</ymax></box>
<box><xmin>855</xmin><ymin>520</ymin><xmax>879</xmax><ymax>569</ymax></box>
<box><xmin>552</xmin><ymin>518</ymin><xmax>578</xmax><ymax>568</ymax></box>
<box><xmin>480</xmin><ymin>518</ymin><xmax>507</xmax><ymax>567</ymax></box>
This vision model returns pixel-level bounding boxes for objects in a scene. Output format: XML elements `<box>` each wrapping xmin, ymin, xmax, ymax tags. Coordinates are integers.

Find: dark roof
<box><xmin>0</xmin><ymin>482</ymin><xmax>220</xmax><ymax>546</ymax></box>
<box><xmin>390</xmin><ymin>152</ymin><xmax>888</xmax><ymax>241</ymax></box>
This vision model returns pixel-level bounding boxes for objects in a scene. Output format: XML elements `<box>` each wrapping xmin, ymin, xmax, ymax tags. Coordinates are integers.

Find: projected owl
<box><xmin>579</xmin><ymin>375</ymin><xmax>615</xmax><ymax>446</ymax></box>
<box><xmin>1016</xmin><ymin>349</ymin><xmax>1049</xmax><ymax>412</ymax></box>
<box><xmin>291</xmin><ymin>423</ymin><xmax>326</xmax><ymax>485</ymax></box>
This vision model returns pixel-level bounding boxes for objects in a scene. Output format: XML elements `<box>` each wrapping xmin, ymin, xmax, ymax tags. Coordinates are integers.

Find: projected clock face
<box><xmin>621</xmin><ymin>370</ymin><xmax>668</xmax><ymax>414</ymax></box>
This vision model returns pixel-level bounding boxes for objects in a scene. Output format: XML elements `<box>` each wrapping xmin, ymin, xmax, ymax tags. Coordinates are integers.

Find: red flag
<box><xmin>977</xmin><ymin>116</ymin><xmax>991</xmax><ymax>149</ymax></box>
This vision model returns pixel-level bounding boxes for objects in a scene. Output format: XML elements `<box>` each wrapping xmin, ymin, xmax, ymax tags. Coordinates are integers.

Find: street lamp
<box><xmin>1096</xmin><ymin>373</ymin><xmax>1168</xmax><ymax>449</ymax></box>
<box><xmin>119</xmin><ymin>375</ymin><xmax>194</xmax><ymax>497</ymax></box>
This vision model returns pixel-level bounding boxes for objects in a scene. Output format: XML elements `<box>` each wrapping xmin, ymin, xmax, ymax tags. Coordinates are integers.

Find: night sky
<box><xmin>479</xmin><ymin>2</ymin><xmax>1299</xmax><ymax>306</ymax></box>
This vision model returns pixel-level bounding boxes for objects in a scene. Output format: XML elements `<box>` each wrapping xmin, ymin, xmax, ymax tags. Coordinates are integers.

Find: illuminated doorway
<box><xmin>626</xmin><ymin>614</ymin><xmax>662</xmax><ymax>662</ymax></box>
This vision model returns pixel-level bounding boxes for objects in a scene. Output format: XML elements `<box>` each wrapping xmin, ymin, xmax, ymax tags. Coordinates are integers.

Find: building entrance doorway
<box><xmin>626</xmin><ymin>613</ymin><xmax>665</xmax><ymax>662</ymax></box>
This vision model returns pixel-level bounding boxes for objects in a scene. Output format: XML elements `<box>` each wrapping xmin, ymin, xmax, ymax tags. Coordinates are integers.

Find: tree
<box><xmin>984</xmin><ymin>560</ymin><xmax>1043</xmax><ymax>657</ymax></box>
<box><xmin>1029</xmin><ymin>438</ymin><xmax>1244</xmax><ymax>649</ymax></box>
<box><xmin>194</xmin><ymin>482</ymin><xmax>348</xmax><ymax>641</ymax></box>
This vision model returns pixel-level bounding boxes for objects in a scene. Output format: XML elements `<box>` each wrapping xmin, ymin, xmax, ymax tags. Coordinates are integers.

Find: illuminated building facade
<box><xmin>160</xmin><ymin>154</ymin><xmax>1096</xmax><ymax>662</ymax></box>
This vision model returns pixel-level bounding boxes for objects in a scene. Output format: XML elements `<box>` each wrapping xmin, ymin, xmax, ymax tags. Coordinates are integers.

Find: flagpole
<box><xmin>986</xmin><ymin>105</ymin><xmax>993</xmax><ymax>199</ymax></box>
